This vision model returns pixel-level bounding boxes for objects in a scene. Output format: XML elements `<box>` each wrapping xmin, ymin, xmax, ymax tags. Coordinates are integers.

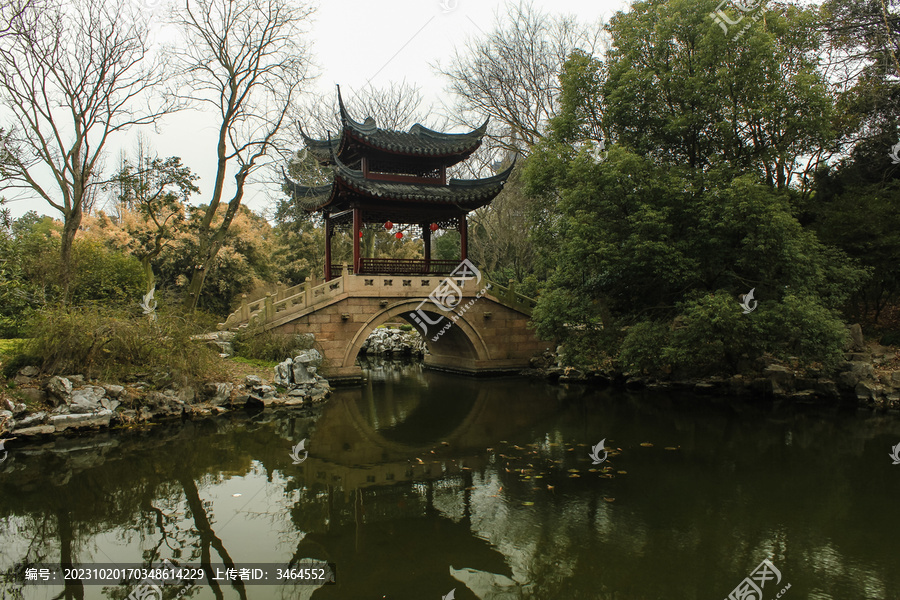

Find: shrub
<box><xmin>232</xmin><ymin>327</ymin><xmax>314</xmax><ymax>362</ymax></box>
<box><xmin>13</xmin><ymin>305</ymin><xmax>220</xmax><ymax>383</ymax></box>
<box><xmin>619</xmin><ymin>321</ymin><xmax>671</xmax><ymax>376</ymax></box>
<box><xmin>755</xmin><ymin>293</ymin><xmax>848</xmax><ymax>371</ymax></box>
<box><xmin>663</xmin><ymin>291</ymin><xmax>757</xmax><ymax>376</ymax></box>
<box><xmin>69</xmin><ymin>239</ymin><xmax>145</xmax><ymax>306</ymax></box>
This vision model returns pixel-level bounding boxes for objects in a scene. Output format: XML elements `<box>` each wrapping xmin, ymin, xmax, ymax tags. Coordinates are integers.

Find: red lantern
<box><xmin>384</xmin><ymin>221</ymin><xmax>393</xmax><ymax>230</ymax></box>
<box><xmin>395</xmin><ymin>232</ymin><xmax>403</xmax><ymax>239</ymax></box>
<box><xmin>430</xmin><ymin>223</ymin><xmax>440</xmax><ymax>232</ymax></box>
<box><xmin>358</xmin><ymin>230</ymin><xmax>363</xmax><ymax>238</ymax></box>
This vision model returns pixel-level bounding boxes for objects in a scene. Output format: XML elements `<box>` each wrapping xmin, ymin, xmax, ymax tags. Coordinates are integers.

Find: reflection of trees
<box><xmin>2</xmin><ymin>381</ymin><xmax>900</xmax><ymax>599</ymax></box>
<box><xmin>0</xmin><ymin>412</ymin><xmax>315</xmax><ymax>599</ymax></box>
<box><xmin>177</xmin><ymin>475</ymin><xmax>246</xmax><ymax>600</ymax></box>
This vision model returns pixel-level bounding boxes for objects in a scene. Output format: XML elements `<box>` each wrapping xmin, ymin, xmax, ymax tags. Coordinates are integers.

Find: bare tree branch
<box><xmin>434</xmin><ymin>1</ymin><xmax>605</xmax><ymax>157</ymax></box>
<box><xmin>171</xmin><ymin>0</ymin><xmax>315</xmax><ymax>310</ymax></box>
<box><xmin>0</xmin><ymin>0</ymin><xmax>174</xmax><ymax>297</ymax></box>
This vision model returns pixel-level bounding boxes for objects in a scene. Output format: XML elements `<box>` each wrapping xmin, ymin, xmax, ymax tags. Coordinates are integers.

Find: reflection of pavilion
<box><xmin>277</xmin><ymin>376</ymin><xmax>558</xmax><ymax>598</ymax></box>
<box><xmin>292</xmin><ymin>375</ymin><xmax>557</xmax><ymax>494</ymax></box>
<box><xmin>297</xmin><ymin>496</ymin><xmax>514</xmax><ymax>599</ymax></box>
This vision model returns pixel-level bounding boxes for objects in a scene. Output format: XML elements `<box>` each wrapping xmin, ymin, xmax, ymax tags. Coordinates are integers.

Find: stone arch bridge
<box><xmin>219</xmin><ymin>267</ymin><xmax>550</xmax><ymax>384</ymax></box>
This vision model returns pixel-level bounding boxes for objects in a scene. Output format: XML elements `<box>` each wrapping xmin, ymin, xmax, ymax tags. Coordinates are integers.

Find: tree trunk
<box><xmin>184</xmin><ymin>174</ymin><xmax>247</xmax><ymax>311</ymax></box>
<box><xmin>59</xmin><ymin>203</ymin><xmax>83</xmax><ymax>303</ymax></box>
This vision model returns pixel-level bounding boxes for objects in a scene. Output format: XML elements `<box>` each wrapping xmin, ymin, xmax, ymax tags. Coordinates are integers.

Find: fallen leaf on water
<box><xmin>575</xmin><ymin>443</ymin><xmax>589</xmax><ymax>447</ymax></box>
<box><xmin>665</xmin><ymin>447</ymin><xmax>679</xmax><ymax>451</ymax></box>
<box><xmin>522</xmin><ymin>501</ymin><xmax>535</xmax><ymax>506</ymax></box>
<box><xmin>500</xmin><ymin>440</ymin><xmax>508</xmax><ymax>444</ymax></box>
<box><xmin>588</xmin><ymin>468</ymin><xmax>598</xmax><ymax>473</ymax></box>
<box><xmin>547</xmin><ymin>485</ymin><xmax>555</xmax><ymax>491</ymax></box>
<box><xmin>569</xmin><ymin>473</ymin><xmax>581</xmax><ymax>478</ymax></box>
<box><xmin>416</xmin><ymin>458</ymin><xmax>425</xmax><ymax>463</ymax></box>
<box><xmin>617</xmin><ymin>470</ymin><xmax>627</xmax><ymax>475</ymax></box>
<box><xmin>568</xmin><ymin>468</ymin><xmax>580</xmax><ymax>473</ymax></box>
<box><xmin>640</xmin><ymin>443</ymin><xmax>653</xmax><ymax>447</ymax></box>
<box><xmin>603</xmin><ymin>497</ymin><xmax>615</xmax><ymax>502</ymax></box>
<box><xmin>486</xmin><ymin>448</ymin><xmax>493</xmax><ymax>452</ymax></box>
<box><xmin>441</xmin><ymin>442</ymin><xmax>450</xmax><ymax>446</ymax></box>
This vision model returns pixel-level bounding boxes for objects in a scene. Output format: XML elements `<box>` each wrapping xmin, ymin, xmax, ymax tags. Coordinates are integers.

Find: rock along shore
<box><xmin>0</xmin><ymin>350</ymin><xmax>332</xmax><ymax>440</ymax></box>
<box><xmin>525</xmin><ymin>324</ymin><xmax>900</xmax><ymax>411</ymax></box>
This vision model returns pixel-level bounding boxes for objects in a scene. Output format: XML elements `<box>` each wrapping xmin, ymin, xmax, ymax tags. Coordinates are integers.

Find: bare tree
<box><xmin>298</xmin><ymin>81</ymin><xmax>431</xmax><ymax>137</ymax></box>
<box><xmin>172</xmin><ymin>0</ymin><xmax>315</xmax><ymax>310</ymax></box>
<box><xmin>434</xmin><ymin>1</ymin><xmax>604</xmax><ymax>155</ymax></box>
<box><xmin>0</xmin><ymin>0</ymin><xmax>172</xmax><ymax>297</ymax></box>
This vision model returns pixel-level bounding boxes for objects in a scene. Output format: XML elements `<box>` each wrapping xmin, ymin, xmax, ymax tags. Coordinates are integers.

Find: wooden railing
<box><xmin>330</xmin><ymin>259</ymin><xmax>462</xmax><ymax>276</ymax></box>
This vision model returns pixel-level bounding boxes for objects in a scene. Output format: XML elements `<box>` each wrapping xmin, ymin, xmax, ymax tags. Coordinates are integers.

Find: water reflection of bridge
<box><xmin>292</xmin><ymin>369</ymin><xmax>559</xmax><ymax>495</ymax></box>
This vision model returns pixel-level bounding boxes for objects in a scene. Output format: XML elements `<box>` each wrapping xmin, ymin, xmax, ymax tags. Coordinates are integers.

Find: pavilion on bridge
<box><xmin>284</xmin><ymin>86</ymin><xmax>514</xmax><ymax>281</ymax></box>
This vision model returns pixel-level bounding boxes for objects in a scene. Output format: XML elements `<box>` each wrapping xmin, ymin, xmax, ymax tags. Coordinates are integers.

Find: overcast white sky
<box><xmin>4</xmin><ymin>0</ymin><xmax>629</xmax><ymax>221</ymax></box>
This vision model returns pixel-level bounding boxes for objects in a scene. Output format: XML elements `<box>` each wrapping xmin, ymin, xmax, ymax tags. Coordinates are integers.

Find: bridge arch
<box><xmin>339</xmin><ymin>299</ymin><xmax>491</xmax><ymax>371</ymax></box>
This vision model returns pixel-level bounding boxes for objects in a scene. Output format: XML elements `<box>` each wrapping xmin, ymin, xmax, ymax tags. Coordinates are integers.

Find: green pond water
<box><xmin>2</xmin><ymin>360</ymin><xmax>900</xmax><ymax>599</ymax></box>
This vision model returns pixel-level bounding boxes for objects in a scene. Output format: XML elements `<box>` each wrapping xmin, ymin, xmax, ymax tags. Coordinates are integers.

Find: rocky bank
<box><xmin>528</xmin><ymin>324</ymin><xmax>900</xmax><ymax>410</ymax></box>
<box><xmin>0</xmin><ymin>350</ymin><xmax>332</xmax><ymax>439</ymax></box>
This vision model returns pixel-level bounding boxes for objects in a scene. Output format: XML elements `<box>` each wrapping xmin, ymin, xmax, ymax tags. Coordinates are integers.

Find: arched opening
<box><xmin>340</xmin><ymin>300</ymin><xmax>491</xmax><ymax>373</ymax></box>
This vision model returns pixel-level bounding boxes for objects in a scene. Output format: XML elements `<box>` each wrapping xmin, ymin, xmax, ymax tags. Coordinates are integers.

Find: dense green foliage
<box><xmin>523</xmin><ymin>0</ymin><xmax>875</xmax><ymax>375</ymax></box>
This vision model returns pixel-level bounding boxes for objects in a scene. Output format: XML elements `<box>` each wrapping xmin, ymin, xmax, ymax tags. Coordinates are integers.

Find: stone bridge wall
<box><xmin>221</xmin><ymin>271</ymin><xmax>549</xmax><ymax>383</ymax></box>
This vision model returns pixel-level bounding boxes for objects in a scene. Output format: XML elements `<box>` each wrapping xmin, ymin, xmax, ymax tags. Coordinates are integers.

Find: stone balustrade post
<box><xmin>264</xmin><ymin>293</ymin><xmax>275</xmax><ymax>321</ymax></box>
<box><xmin>240</xmin><ymin>294</ymin><xmax>249</xmax><ymax>321</ymax></box>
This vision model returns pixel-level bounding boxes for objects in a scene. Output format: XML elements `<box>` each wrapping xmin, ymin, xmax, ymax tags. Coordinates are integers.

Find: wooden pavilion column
<box><xmin>352</xmin><ymin>207</ymin><xmax>361</xmax><ymax>275</ymax></box>
<box><xmin>324</xmin><ymin>214</ymin><xmax>333</xmax><ymax>281</ymax></box>
<box><xmin>422</xmin><ymin>222</ymin><xmax>431</xmax><ymax>273</ymax></box>
<box><xmin>458</xmin><ymin>214</ymin><xmax>468</xmax><ymax>262</ymax></box>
